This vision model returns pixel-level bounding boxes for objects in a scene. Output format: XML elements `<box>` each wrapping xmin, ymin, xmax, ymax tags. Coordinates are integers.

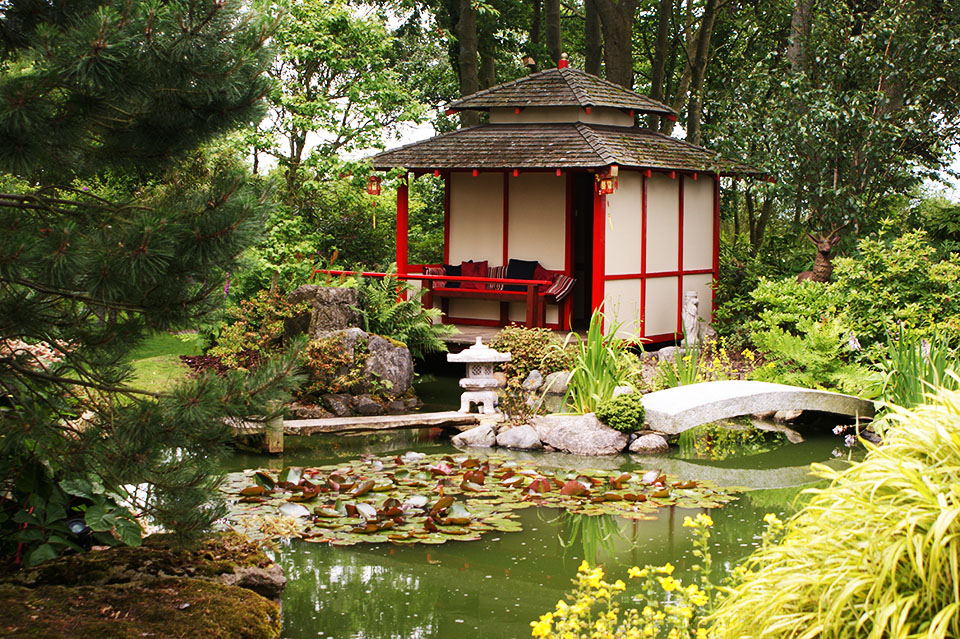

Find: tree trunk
<box><xmin>684</xmin><ymin>0</ymin><xmax>719</xmax><ymax>145</ymax></box>
<box><xmin>787</xmin><ymin>0</ymin><xmax>813</xmax><ymax>74</ymax></box>
<box><xmin>531</xmin><ymin>0</ymin><xmax>542</xmax><ymax>51</ymax></box>
<box><xmin>456</xmin><ymin>0</ymin><xmax>480</xmax><ymax>127</ymax></box>
<box><xmin>545</xmin><ymin>0</ymin><xmax>561</xmax><ymax>66</ymax></box>
<box><xmin>594</xmin><ymin>0</ymin><xmax>638</xmax><ymax>89</ymax></box>
<box><xmin>584</xmin><ymin>0</ymin><xmax>602</xmax><ymax>76</ymax></box>
<box><xmin>647</xmin><ymin>0</ymin><xmax>672</xmax><ymax>129</ymax></box>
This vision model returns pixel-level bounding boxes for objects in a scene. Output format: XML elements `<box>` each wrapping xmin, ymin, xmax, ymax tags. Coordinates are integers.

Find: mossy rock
<box><xmin>10</xmin><ymin>532</ymin><xmax>272</xmax><ymax>589</ymax></box>
<box><xmin>0</xmin><ymin>577</ymin><xmax>280</xmax><ymax>639</ymax></box>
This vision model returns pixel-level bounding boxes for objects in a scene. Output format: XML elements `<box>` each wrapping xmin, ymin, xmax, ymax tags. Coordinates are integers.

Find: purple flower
<box><xmin>833</xmin><ymin>425</ymin><xmax>846</xmax><ymax>435</ymax></box>
<box><xmin>844</xmin><ymin>433</ymin><xmax>857</xmax><ymax>447</ymax></box>
<box><xmin>224</xmin><ymin>273</ymin><xmax>231</xmax><ymax>295</ymax></box>
<box><xmin>847</xmin><ymin>332</ymin><xmax>861</xmax><ymax>352</ymax></box>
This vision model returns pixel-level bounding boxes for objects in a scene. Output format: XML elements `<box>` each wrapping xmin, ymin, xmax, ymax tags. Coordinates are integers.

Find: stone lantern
<box><xmin>447</xmin><ymin>337</ymin><xmax>511</xmax><ymax>414</ymax></box>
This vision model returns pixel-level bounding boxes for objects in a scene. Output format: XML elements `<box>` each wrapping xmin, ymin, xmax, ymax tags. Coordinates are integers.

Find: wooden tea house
<box><xmin>369</xmin><ymin>60</ymin><xmax>761</xmax><ymax>341</ymax></box>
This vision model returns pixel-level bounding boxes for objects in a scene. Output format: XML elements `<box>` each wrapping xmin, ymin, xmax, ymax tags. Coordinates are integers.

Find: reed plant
<box><xmin>710</xmin><ymin>383</ymin><xmax>960</xmax><ymax>639</ymax></box>
<box><xmin>561</xmin><ymin>310</ymin><xmax>636</xmax><ymax>414</ymax></box>
<box><xmin>877</xmin><ymin>326</ymin><xmax>958</xmax><ymax>409</ymax></box>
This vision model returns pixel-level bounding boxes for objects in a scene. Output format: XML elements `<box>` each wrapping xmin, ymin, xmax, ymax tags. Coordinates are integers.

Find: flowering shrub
<box><xmin>532</xmin><ymin>513</ymin><xmax>717</xmax><ymax>639</ymax></box>
<box><xmin>208</xmin><ymin>288</ymin><xmax>308</xmax><ymax>369</ymax></box>
<box><xmin>490</xmin><ymin>324</ymin><xmax>573</xmax><ymax>381</ymax></box>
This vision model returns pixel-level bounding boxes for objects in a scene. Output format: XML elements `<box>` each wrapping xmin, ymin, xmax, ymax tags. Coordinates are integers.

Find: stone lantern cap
<box><xmin>447</xmin><ymin>337</ymin><xmax>511</xmax><ymax>363</ymax></box>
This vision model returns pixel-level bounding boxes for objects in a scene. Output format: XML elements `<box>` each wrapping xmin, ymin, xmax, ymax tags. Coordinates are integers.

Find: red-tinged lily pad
<box><xmin>220</xmin><ymin>451</ymin><xmax>741</xmax><ymax>547</ymax></box>
<box><xmin>560</xmin><ymin>481</ymin><xmax>589</xmax><ymax>497</ymax></box>
<box><xmin>240</xmin><ymin>486</ymin><xmax>267</xmax><ymax>497</ymax></box>
<box><xmin>279</xmin><ymin>466</ymin><xmax>302</xmax><ymax>485</ymax></box>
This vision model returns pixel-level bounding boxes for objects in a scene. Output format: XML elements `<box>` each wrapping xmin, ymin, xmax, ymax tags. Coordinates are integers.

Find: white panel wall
<box><xmin>508</xmin><ymin>172</ymin><xmax>566</xmax><ymax>269</ymax></box>
<box><xmin>646</xmin><ymin>174</ymin><xmax>679</xmax><ymax>272</ymax></box>
<box><xmin>449</xmin><ymin>172</ymin><xmax>503</xmax><ymax>264</ymax></box>
<box><xmin>604</xmin><ymin>171</ymin><xmax>644</xmax><ymax>275</ymax></box>
<box><xmin>449</xmin><ymin>299</ymin><xmax>500</xmax><ymax>321</ymax></box>
<box><xmin>605</xmin><ymin>280</ymin><xmax>643</xmax><ymax>338</ymax></box>
<box><xmin>682</xmin><ymin>274</ymin><xmax>714</xmax><ymax>327</ymax></box>
<box><xmin>683</xmin><ymin>176</ymin><xmax>715</xmax><ymax>271</ymax></box>
<box><xmin>644</xmin><ymin>277</ymin><xmax>678</xmax><ymax>337</ymax></box>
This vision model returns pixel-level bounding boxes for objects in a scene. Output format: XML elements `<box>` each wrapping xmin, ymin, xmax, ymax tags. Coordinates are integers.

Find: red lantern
<box><xmin>596</xmin><ymin>164</ymin><xmax>618</xmax><ymax>195</ymax></box>
<box><xmin>366</xmin><ymin>175</ymin><xmax>381</xmax><ymax>196</ymax></box>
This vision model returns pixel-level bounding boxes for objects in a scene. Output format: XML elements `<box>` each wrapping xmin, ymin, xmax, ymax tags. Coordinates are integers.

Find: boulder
<box><xmin>613</xmin><ymin>385</ymin><xmax>634</xmax><ymax>397</ymax></box>
<box><xmin>322</xmin><ymin>393</ymin><xmax>353</xmax><ymax>417</ymax></box>
<box><xmin>353</xmin><ymin>394</ymin><xmax>384</xmax><ymax>416</ymax></box>
<box><xmin>323</xmin><ymin>328</ymin><xmax>413</xmax><ymax>399</ymax></box>
<box><xmin>540</xmin><ymin>414</ymin><xmax>629</xmax><ymax>456</ymax></box>
<box><xmin>629</xmin><ymin>433</ymin><xmax>670</xmax><ymax>454</ymax></box>
<box><xmin>496</xmin><ymin>424</ymin><xmax>542</xmax><ymax>450</ymax></box>
<box><xmin>287</xmin><ymin>285</ymin><xmax>362</xmax><ymax>338</ymax></box>
<box><xmin>493</xmin><ymin>372</ymin><xmax>508</xmax><ymax>388</ymax></box>
<box><xmin>522</xmin><ymin>370</ymin><xmax>543</xmax><ymax>392</ymax></box>
<box><xmin>542</xmin><ymin>371</ymin><xmax>571</xmax><ymax>395</ymax></box>
<box><xmin>219</xmin><ymin>563</ymin><xmax>287</xmax><ymax>601</ymax></box>
<box><xmin>774</xmin><ymin>409</ymin><xmax>803</xmax><ymax>423</ymax></box>
<box><xmin>656</xmin><ymin>346</ymin><xmax>683</xmax><ymax>363</ymax></box>
<box><xmin>451</xmin><ymin>424</ymin><xmax>497</xmax><ymax>447</ymax></box>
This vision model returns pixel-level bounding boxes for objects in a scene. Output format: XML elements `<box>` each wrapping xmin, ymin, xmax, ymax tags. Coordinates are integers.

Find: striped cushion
<box><xmin>424</xmin><ymin>266</ymin><xmax>446</xmax><ymax>288</ymax></box>
<box><xmin>545</xmin><ymin>274</ymin><xmax>576</xmax><ymax>302</ymax></box>
<box><xmin>487</xmin><ymin>265</ymin><xmax>506</xmax><ymax>290</ymax></box>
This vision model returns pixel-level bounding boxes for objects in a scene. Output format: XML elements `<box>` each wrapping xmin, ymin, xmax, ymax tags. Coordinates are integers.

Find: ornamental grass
<box><xmin>711</xmin><ymin>383</ymin><xmax>960</xmax><ymax>639</ymax></box>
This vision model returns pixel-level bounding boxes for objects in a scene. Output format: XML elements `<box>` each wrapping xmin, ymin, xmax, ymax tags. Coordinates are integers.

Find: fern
<box><xmin>357</xmin><ymin>275</ymin><xmax>455</xmax><ymax>359</ymax></box>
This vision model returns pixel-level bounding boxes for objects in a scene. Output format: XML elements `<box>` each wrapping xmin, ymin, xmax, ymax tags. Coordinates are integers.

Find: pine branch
<box><xmin>1</xmin><ymin>357</ymin><xmax>164</xmax><ymax>399</ymax></box>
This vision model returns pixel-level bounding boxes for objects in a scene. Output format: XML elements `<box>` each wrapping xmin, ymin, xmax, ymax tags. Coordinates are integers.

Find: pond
<box><xmin>223</xmin><ymin>375</ymin><xmax>859</xmax><ymax>639</ymax></box>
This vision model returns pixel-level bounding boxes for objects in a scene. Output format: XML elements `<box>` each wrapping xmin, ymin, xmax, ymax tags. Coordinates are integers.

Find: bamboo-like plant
<box><xmin>710</xmin><ymin>381</ymin><xmax>960</xmax><ymax>639</ymax></box>
<box><xmin>560</xmin><ymin>310</ymin><xmax>635</xmax><ymax>414</ymax></box>
<box><xmin>877</xmin><ymin>326</ymin><xmax>958</xmax><ymax>409</ymax></box>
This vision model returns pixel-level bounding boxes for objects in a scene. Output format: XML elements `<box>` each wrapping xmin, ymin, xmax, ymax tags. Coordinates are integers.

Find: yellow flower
<box><xmin>628</xmin><ymin>566</ymin><xmax>648</xmax><ymax>579</ymax></box>
<box><xmin>613</xmin><ymin>579</ymin><xmax>626</xmax><ymax>591</ymax></box>
<box><xmin>579</xmin><ymin>560</ymin><xmax>591</xmax><ymax>573</ymax></box>
<box><xmin>530</xmin><ymin>619</ymin><xmax>551</xmax><ymax>637</ymax></box>
<box><xmin>656</xmin><ymin>562</ymin><xmax>675</xmax><ymax>575</ymax></box>
<box><xmin>658</xmin><ymin>575</ymin><xmax>680</xmax><ymax>592</ymax></box>
<box><xmin>763</xmin><ymin>513</ymin><xmax>783</xmax><ymax>527</ymax></box>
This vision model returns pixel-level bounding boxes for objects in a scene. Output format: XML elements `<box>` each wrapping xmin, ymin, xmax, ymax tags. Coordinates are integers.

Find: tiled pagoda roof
<box><xmin>370</xmin><ymin>123</ymin><xmax>763</xmax><ymax>176</ymax></box>
<box><xmin>447</xmin><ymin>67</ymin><xmax>676</xmax><ymax>117</ymax></box>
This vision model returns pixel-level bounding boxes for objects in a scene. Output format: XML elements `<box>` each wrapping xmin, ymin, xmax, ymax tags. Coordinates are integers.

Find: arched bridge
<box><xmin>641</xmin><ymin>380</ymin><xmax>875</xmax><ymax>435</ymax></box>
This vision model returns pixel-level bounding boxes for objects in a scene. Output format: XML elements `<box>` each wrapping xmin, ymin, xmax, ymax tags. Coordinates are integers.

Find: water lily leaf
<box><xmin>527</xmin><ymin>478</ymin><xmax>552</xmax><ymax>494</ymax></box>
<box><xmin>463</xmin><ymin>469</ymin><xmax>485</xmax><ymax>484</ymax></box>
<box><xmin>560</xmin><ymin>481</ymin><xmax>588</xmax><ymax>497</ymax></box>
<box><xmin>501</xmin><ymin>475</ymin><xmax>524</xmax><ymax>487</ymax></box>
<box><xmin>402</xmin><ymin>495</ymin><xmax>428</xmax><ymax>510</ymax></box>
<box><xmin>240</xmin><ymin>486</ymin><xmax>266</xmax><ymax>497</ymax></box>
<box><xmin>641</xmin><ymin>470</ymin><xmax>666</xmax><ymax>486</ymax></box>
<box><xmin>610</xmin><ymin>473</ymin><xmax>633</xmax><ymax>490</ymax></box>
<box><xmin>650</xmin><ymin>489</ymin><xmax>670</xmax><ymax>498</ymax></box>
<box><xmin>279</xmin><ymin>467</ymin><xmax>302</xmax><ymax>485</ymax></box>
<box><xmin>430</xmin><ymin>495</ymin><xmax>454</xmax><ymax>515</ymax></box>
<box><xmin>279</xmin><ymin>503</ymin><xmax>311</xmax><ymax>518</ymax></box>
<box><xmin>460</xmin><ymin>458</ymin><xmax>480</xmax><ymax>468</ymax></box>
<box><xmin>254</xmin><ymin>472</ymin><xmax>275</xmax><ymax>489</ymax></box>
<box><xmin>441</xmin><ymin>502</ymin><xmax>472</xmax><ymax>525</ymax></box>
<box><xmin>351</xmin><ymin>480</ymin><xmax>375</xmax><ymax>498</ymax></box>
<box><xmin>460</xmin><ymin>480</ymin><xmax>485</xmax><ymax>493</ymax></box>
<box><xmin>355</xmin><ymin>502</ymin><xmax>377</xmax><ymax>520</ymax></box>
<box><xmin>313</xmin><ymin>507</ymin><xmax>341</xmax><ymax>518</ymax></box>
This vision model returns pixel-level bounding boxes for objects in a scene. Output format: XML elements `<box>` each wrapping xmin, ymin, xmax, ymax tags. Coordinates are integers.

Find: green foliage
<box><xmin>746</xmin><ymin>278</ymin><xmax>843</xmax><ymax>337</ymax></box>
<box><xmin>490</xmin><ymin>324</ymin><xmax>573</xmax><ymax>382</ymax></box>
<box><xmin>562</xmin><ymin>311</ymin><xmax>637</xmax><ymax>414</ymax></box>
<box><xmin>498</xmin><ymin>378</ymin><xmax>548</xmax><ymax>427</ymax></box>
<box><xmin>208</xmin><ymin>288</ymin><xmax>308</xmax><ymax>369</ymax></box>
<box><xmin>833</xmin><ymin>228</ymin><xmax>960</xmax><ymax>346</ymax></box>
<box><xmin>876</xmin><ymin>327</ymin><xmax>959</xmax><ymax>410</ymax></box>
<box><xmin>595</xmin><ymin>392</ymin><xmax>645</xmax><ymax>433</ymax></box>
<box><xmin>300</xmin><ymin>334</ymin><xmax>372</xmax><ymax>399</ymax></box>
<box><xmin>748</xmin><ymin>317</ymin><xmax>878</xmax><ymax>396</ymax></box>
<box><xmin>917</xmin><ymin>195</ymin><xmax>960</xmax><ymax>251</ymax></box>
<box><xmin>0</xmin><ymin>0</ymin><xmax>301</xmax><ymax>560</ymax></box>
<box><xmin>712</xmin><ymin>386</ymin><xmax>960</xmax><ymax>639</ymax></box>
<box><xmin>357</xmin><ymin>275</ymin><xmax>455</xmax><ymax>360</ymax></box>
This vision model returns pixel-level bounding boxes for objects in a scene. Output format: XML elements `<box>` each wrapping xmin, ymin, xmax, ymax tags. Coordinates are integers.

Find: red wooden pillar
<box><xmin>396</xmin><ymin>177</ymin><xmax>409</xmax><ymax>276</ymax></box>
<box><xmin>591</xmin><ymin>185</ymin><xmax>606</xmax><ymax>317</ymax></box>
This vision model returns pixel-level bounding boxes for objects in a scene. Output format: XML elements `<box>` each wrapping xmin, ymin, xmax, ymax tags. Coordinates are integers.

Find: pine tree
<box><xmin>0</xmin><ymin>1</ymin><xmax>299</xmax><ymax>567</ymax></box>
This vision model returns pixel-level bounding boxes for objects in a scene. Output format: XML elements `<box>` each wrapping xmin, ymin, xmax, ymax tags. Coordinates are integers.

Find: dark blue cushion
<box><xmin>442</xmin><ymin>263</ymin><xmax>461</xmax><ymax>288</ymax></box>
<box><xmin>504</xmin><ymin>259</ymin><xmax>539</xmax><ymax>291</ymax></box>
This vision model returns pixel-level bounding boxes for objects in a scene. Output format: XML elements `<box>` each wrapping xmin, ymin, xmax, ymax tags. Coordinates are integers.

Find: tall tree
<box><xmin>544</xmin><ymin>0</ymin><xmax>562</xmax><ymax>65</ymax></box>
<box><xmin>593</xmin><ymin>0</ymin><xmax>639</xmax><ymax>88</ymax></box>
<box><xmin>253</xmin><ymin>1</ymin><xmax>426</xmax><ymax>198</ymax></box>
<box><xmin>584</xmin><ymin>0</ymin><xmax>603</xmax><ymax>75</ymax></box>
<box><xmin>0</xmin><ymin>0</ymin><xmax>299</xmax><ymax>565</ymax></box>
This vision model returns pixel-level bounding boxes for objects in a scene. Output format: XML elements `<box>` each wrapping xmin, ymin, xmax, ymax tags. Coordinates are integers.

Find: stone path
<box><xmin>641</xmin><ymin>380</ymin><xmax>875</xmax><ymax>435</ymax></box>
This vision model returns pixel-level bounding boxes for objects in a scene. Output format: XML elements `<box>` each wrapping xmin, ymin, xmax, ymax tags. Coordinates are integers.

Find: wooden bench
<box><xmin>423</xmin><ymin>275</ymin><xmax>553</xmax><ymax>328</ymax></box>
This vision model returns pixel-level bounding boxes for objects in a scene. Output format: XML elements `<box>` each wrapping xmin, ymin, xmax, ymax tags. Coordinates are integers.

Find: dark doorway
<box><xmin>571</xmin><ymin>173</ymin><xmax>595</xmax><ymax>331</ymax></box>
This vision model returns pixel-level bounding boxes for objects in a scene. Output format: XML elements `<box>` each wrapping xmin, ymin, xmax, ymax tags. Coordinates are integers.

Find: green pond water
<box><xmin>225</xmin><ymin>376</ymin><xmax>861</xmax><ymax>639</ymax></box>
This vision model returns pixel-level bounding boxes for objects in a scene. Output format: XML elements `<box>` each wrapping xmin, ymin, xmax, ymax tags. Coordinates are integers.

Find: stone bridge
<box><xmin>641</xmin><ymin>380</ymin><xmax>875</xmax><ymax>435</ymax></box>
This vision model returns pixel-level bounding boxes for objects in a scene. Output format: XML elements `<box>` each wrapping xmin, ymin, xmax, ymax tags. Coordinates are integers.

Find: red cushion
<box><xmin>460</xmin><ymin>260</ymin><xmax>488</xmax><ymax>289</ymax></box>
<box><xmin>533</xmin><ymin>264</ymin><xmax>554</xmax><ymax>285</ymax></box>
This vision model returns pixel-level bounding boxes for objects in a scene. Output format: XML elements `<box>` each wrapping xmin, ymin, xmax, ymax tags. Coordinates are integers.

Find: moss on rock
<box><xmin>1</xmin><ymin>533</ymin><xmax>283</xmax><ymax>639</ymax></box>
<box><xmin>0</xmin><ymin>578</ymin><xmax>280</xmax><ymax>639</ymax></box>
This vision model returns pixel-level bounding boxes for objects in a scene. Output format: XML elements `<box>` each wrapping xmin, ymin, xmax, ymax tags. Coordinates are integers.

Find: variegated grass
<box><xmin>711</xmin><ymin>381</ymin><xmax>960</xmax><ymax>639</ymax></box>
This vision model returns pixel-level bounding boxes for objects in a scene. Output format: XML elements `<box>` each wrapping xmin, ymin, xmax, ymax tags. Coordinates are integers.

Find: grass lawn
<box><xmin>126</xmin><ymin>332</ymin><xmax>200</xmax><ymax>393</ymax></box>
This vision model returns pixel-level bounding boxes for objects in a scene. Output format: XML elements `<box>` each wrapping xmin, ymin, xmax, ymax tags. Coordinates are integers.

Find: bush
<box><xmin>711</xmin><ymin>385</ymin><xmax>960</xmax><ymax>639</ymax></box>
<box><xmin>595</xmin><ymin>393</ymin><xmax>645</xmax><ymax>432</ymax></box>
<box><xmin>207</xmin><ymin>289</ymin><xmax>308</xmax><ymax>369</ymax></box>
<box><xmin>876</xmin><ymin>327</ymin><xmax>959</xmax><ymax>409</ymax></box>
<box><xmin>490</xmin><ymin>324</ymin><xmax>573</xmax><ymax>381</ymax></box>
<box><xmin>748</xmin><ymin>316</ymin><xmax>878</xmax><ymax>396</ymax></box>
<box><xmin>832</xmin><ymin>228</ymin><xmax>960</xmax><ymax>347</ymax></box>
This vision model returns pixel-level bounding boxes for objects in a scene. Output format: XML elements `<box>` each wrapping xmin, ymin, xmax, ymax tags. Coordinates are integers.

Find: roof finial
<box><xmin>558</xmin><ymin>52</ymin><xmax>569</xmax><ymax>69</ymax></box>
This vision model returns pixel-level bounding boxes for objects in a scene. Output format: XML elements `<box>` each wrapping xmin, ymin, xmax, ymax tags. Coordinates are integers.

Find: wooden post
<box><xmin>591</xmin><ymin>185</ymin><xmax>606</xmax><ymax>322</ymax></box>
<box><xmin>263</xmin><ymin>400</ymin><xmax>284</xmax><ymax>454</ymax></box>
<box><xmin>396</xmin><ymin>178</ymin><xmax>409</xmax><ymax>276</ymax></box>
